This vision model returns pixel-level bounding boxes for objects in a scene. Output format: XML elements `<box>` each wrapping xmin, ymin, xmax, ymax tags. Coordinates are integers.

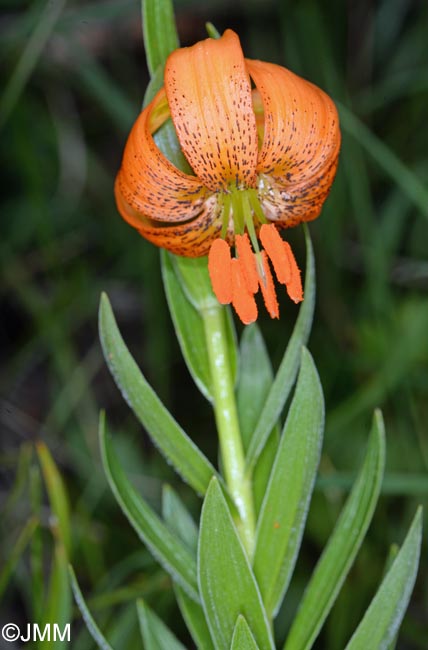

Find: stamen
<box><xmin>283</xmin><ymin>241</ymin><xmax>303</xmax><ymax>303</ymax></box>
<box><xmin>257</xmin><ymin>252</ymin><xmax>279</xmax><ymax>319</ymax></box>
<box><xmin>260</xmin><ymin>223</ymin><xmax>291</xmax><ymax>284</ymax></box>
<box><xmin>241</xmin><ymin>191</ymin><xmax>266</xmax><ymax>285</ymax></box>
<box><xmin>260</xmin><ymin>223</ymin><xmax>303</xmax><ymax>304</ymax></box>
<box><xmin>208</xmin><ymin>239</ymin><xmax>233</xmax><ymax>304</ymax></box>
<box><xmin>231</xmin><ymin>258</ymin><xmax>258</xmax><ymax>324</ymax></box>
<box><xmin>235</xmin><ymin>234</ymin><xmax>259</xmax><ymax>294</ymax></box>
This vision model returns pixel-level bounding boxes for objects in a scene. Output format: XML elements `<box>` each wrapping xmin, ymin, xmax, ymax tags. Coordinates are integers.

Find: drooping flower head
<box><xmin>115</xmin><ymin>30</ymin><xmax>340</xmax><ymax>323</ymax></box>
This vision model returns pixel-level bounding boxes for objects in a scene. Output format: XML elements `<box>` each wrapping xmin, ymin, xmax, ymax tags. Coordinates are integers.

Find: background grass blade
<box><xmin>69</xmin><ymin>566</ymin><xmax>114</xmax><ymax>650</ymax></box>
<box><xmin>284</xmin><ymin>409</ymin><xmax>386</xmax><ymax>650</ymax></box>
<box><xmin>344</xmin><ymin>507</ymin><xmax>422</xmax><ymax>650</ymax></box>
<box><xmin>198</xmin><ymin>478</ymin><xmax>275</xmax><ymax>650</ymax></box>
<box><xmin>245</xmin><ymin>226</ymin><xmax>315</xmax><ymax>471</ymax></box>
<box><xmin>253</xmin><ymin>348</ymin><xmax>324</xmax><ymax>618</ymax></box>
<box><xmin>99</xmin><ymin>412</ymin><xmax>199</xmax><ymax>601</ymax></box>
<box><xmin>99</xmin><ymin>292</ymin><xmax>220</xmax><ymax>496</ymax></box>
<box><xmin>36</xmin><ymin>442</ymin><xmax>71</xmax><ymax>556</ymax></box>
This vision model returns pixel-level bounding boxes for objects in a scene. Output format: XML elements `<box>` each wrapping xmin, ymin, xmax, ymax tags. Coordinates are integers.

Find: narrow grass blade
<box><xmin>69</xmin><ymin>566</ymin><xmax>114</xmax><ymax>650</ymax></box>
<box><xmin>0</xmin><ymin>0</ymin><xmax>66</xmax><ymax>129</ymax></box>
<box><xmin>231</xmin><ymin>616</ymin><xmax>261</xmax><ymax>650</ymax></box>
<box><xmin>36</xmin><ymin>442</ymin><xmax>71</xmax><ymax>556</ymax></box>
<box><xmin>142</xmin><ymin>0</ymin><xmax>179</xmax><ymax>77</ymax></box>
<box><xmin>284</xmin><ymin>410</ymin><xmax>386</xmax><ymax>650</ymax></box>
<box><xmin>99</xmin><ymin>292</ymin><xmax>219</xmax><ymax>496</ymax></box>
<box><xmin>345</xmin><ymin>507</ymin><xmax>422</xmax><ymax>650</ymax></box>
<box><xmin>246</xmin><ymin>226</ymin><xmax>315</xmax><ymax>471</ymax></box>
<box><xmin>99</xmin><ymin>412</ymin><xmax>199</xmax><ymax>601</ymax></box>
<box><xmin>198</xmin><ymin>477</ymin><xmax>275</xmax><ymax>650</ymax></box>
<box><xmin>339</xmin><ymin>103</ymin><xmax>428</xmax><ymax>220</ymax></box>
<box><xmin>253</xmin><ymin>348</ymin><xmax>324</xmax><ymax>617</ymax></box>
<box><xmin>0</xmin><ymin>517</ymin><xmax>38</xmax><ymax>601</ymax></box>
<box><xmin>41</xmin><ymin>542</ymin><xmax>71</xmax><ymax>650</ymax></box>
<box><xmin>137</xmin><ymin>599</ymin><xmax>186</xmax><ymax>649</ymax></box>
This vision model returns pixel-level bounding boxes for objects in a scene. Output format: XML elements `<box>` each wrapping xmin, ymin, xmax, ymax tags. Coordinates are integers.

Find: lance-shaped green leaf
<box><xmin>236</xmin><ymin>323</ymin><xmax>276</xmax><ymax>450</ymax></box>
<box><xmin>175</xmin><ymin>587</ymin><xmax>215</xmax><ymax>650</ymax></box>
<box><xmin>344</xmin><ymin>507</ymin><xmax>422</xmax><ymax>650</ymax></box>
<box><xmin>246</xmin><ymin>226</ymin><xmax>315</xmax><ymax>471</ymax></box>
<box><xmin>284</xmin><ymin>409</ymin><xmax>386</xmax><ymax>650</ymax></box>
<box><xmin>236</xmin><ymin>323</ymin><xmax>279</xmax><ymax>515</ymax></box>
<box><xmin>253</xmin><ymin>348</ymin><xmax>324</xmax><ymax>617</ymax></box>
<box><xmin>69</xmin><ymin>566</ymin><xmax>114</xmax><ymax>650</ymax></box>
<box><xmin>137</xmin><ymin>599</ymin><xmax>186</xmax><ymax>650</ymax></box>
<box><xmin>161</xmin><ymin>487</ymin><xmax>214</xmax><ymax>648</ymax></box>
<box><xmin>198</xmin><ymin>477</ymin><xmax>275</xmax><ymax>650</ymax></box>
<box><xmin>231</xmin><ymin>616</ymin><xmax>261</xmax><ymax>650</ymax></box>
<box><xmin>99</xmin><ymin>413</ymin><xmax>199</xmax><ymax>601</ymax></box>
<box><xmin>142</xmin><ymin>0</ymin><xmax>179</xmax><ymax>77</ymax></box>
<box><xmin>99</xmin><ymin>292</ymin><xmax>219</xmax><ymax>496</ymax></box>
<box><xmin>162</xmin><ymin>484</ymin><xmax>198</xmax><ymax>553</ymax></box>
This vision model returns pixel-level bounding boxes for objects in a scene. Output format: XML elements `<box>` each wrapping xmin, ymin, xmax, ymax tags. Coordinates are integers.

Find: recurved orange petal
<box><xmin>115</xmin><ymin>88</ymin><xmax>207</xmax><ymax>224</ymax></box>
<box><xmin>165</xmin><ymin>30</ymin><xmax>258</xmax><ymax>192</ymax></box>
<box><xmin>247</xmin><ymin>60</ymin><xmax>340</xmax><ymax>226</ymax></box>
<box><xmin>116</xmin><ymin>190</ymin><xmax>229</xmax><ymax>257</ymax></box>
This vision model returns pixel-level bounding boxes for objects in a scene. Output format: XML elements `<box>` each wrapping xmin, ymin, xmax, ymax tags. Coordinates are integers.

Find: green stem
<box><xmin>201</xmin><ymin>304</ymin><xmax>256</xmax><ymax>555</ymax></box>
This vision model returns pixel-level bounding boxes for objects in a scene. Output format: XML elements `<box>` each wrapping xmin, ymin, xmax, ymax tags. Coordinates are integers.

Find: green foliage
<box><xmin>99</xmin><ymin>412</ymin><xmax>199</xmax><ymax>601</ymax></box>
<box><xmin>285</xmin><ymin>410</ymin><xmax>386</xmax><ymax>650</ymax></box>
<box><xmin>344</xmin><ymin>507</ymin><xmax>422</xmax><ymax>650</ymax></box>
<box><xmin>137</xmin><ymin>599</ymin><xmax>186</xmax><ymax>649</ymax></box>
<box><xmin>231</xmin><ymin>616</ymin><xmax>261</xmax><ymax>649</ymax></box>
<box><xmin>253</xmin><ymin>348</ymin><xmax>324</xmax><ymax>618</ymax></box>
<box><xmin>245</xmin><ymin>226</ymin><xmax>316</xmax><ymax>471</ymax></box>
<box><xmin>2</xmin><ymin>0</ymin><xmax>427</xmax><ymax>647</ymax></box>
<box><xmin>198</xmin><ymin>478</ymin><xmax>275</xmax><ymax>650</ymax></box>
<box><xmin>99</xmin><ymin>292</ymin><xmax>220</xmax><ymax>495</ymax></box>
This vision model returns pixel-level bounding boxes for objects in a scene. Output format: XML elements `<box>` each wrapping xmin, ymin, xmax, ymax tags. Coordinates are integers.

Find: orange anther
<box><xmin>283</xmin><ymin>241</ymin><xmax>303</xmax><ymax>303</ymax></box>
<box><xmin>208</xmin><ymin>239</ymin><xmax>233</xmax><ymax>304</ymax></box>
<box><xmin>260</xmin><ymin>223</ymin><xmax>291</xmax><ymax>285</ymax></box>
<box><xmin>258</xmin><ymin>252</ymin><xmax>279</xmax><ymax>319</ymax></box>
<box><xmin>231</xmin><ymin>258</ymin><xmax>258</xmax><ymax>324</ymax></box>
<box><xmin>235</xmin><ymin>233</ymin><xmax>259</xmax><ymax>294</ymax></box>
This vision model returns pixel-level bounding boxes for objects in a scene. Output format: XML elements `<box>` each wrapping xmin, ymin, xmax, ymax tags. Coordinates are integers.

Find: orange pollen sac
<box><xmin>208</xmin><ymin>224</ymin><xmax>303</xmax><ymax>324</ymax></box>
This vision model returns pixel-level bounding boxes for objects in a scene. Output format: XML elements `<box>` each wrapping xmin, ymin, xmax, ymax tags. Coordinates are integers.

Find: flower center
<box><xmin>220</xmin><ymin>185</ymin><xmax>268</xmax><ymax>283</ymax></box>
<box><xmin>208</xmin><ymin>186</ymin><xmax>304</xmax><ymax>325</ymax></box>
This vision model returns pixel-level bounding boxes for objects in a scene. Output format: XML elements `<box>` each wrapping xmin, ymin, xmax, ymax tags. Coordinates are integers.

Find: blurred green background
<box><xmin>1</xmin><ymin>0</ymin><xmax>427</xmax><ymax>647</ymax></box>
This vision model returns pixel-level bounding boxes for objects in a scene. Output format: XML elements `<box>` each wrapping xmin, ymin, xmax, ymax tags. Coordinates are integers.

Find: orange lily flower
<box><xmin>115</xmin><ymin>30</ymin><xmax>340</xmax><ymax>324</ymax></box>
